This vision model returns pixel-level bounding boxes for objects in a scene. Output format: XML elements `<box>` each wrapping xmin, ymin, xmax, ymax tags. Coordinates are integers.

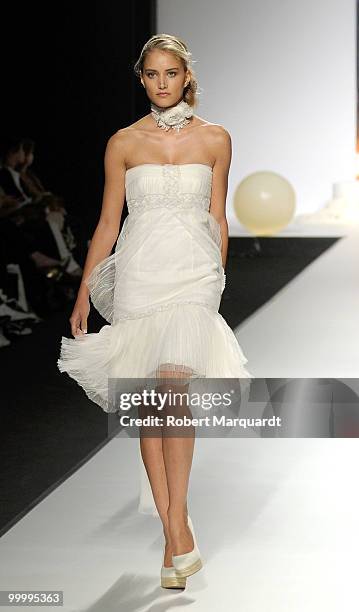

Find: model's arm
<box><xmin>69</xmin><ymin>131</ymin><xmax>127</xmax><ymax>337</ymax></box>
<box><xmin>209</xmin><ymin>127</ymin><xmax>231</xmax><ymax>269</ymax></box>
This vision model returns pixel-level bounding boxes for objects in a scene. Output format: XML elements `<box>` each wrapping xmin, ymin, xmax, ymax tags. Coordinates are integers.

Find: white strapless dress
<box><xmin>57</xmin><ymin>163</ymin><xmax>253</xmax><ymax>515</ymax></box>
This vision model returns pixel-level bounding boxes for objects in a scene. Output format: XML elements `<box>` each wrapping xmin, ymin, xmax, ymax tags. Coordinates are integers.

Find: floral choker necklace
<box><xmin>150</xmin><ymin>99</ymin><xmax>194</xmax><ymax>133</ymax></box>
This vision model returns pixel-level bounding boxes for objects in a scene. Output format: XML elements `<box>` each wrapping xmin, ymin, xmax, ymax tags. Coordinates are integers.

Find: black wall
<box><xmin>1</xmin><ymin>1</ymin><xmax>156</xmax><ymax>234</ymax></box>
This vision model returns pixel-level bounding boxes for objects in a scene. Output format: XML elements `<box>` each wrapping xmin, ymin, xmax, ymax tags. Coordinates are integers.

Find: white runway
<box><xmin>237</xmin><ymin>226</ymin><xmax>359</xmax><ymax>378</ymax></box>
<box><xmin>1</xmin><ymin>226</ymin><xmax>358</xmax><ymax>611</ymax></box>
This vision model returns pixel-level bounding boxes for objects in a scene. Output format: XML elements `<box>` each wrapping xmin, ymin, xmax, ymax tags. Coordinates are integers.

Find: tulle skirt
<box><xmin>58</xmin><ymin>301</ymin><xmax>253</xmax><ymax>412</ymax></box>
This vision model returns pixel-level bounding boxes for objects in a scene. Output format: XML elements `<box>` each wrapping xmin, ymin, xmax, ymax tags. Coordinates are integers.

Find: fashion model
<box><xmin>57</xmin><ymin>33</ymin><xmax>253</xmax><ymax>589</ymax></box>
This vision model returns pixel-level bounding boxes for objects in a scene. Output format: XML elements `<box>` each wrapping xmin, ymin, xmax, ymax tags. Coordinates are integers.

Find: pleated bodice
<box><xmin>125</xmin><ymin>163</ymin><xmax>213</xmax><ymax>215</ymax></box>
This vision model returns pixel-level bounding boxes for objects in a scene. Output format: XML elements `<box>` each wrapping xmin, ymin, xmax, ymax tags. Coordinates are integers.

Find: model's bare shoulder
<box><xmin>105</xmin><ymin>126</ymin><xmax>142</xmax><ymax>164</ymax></box>
<box><xmin>194</xmin><ymin>121</ymin><xmax>231</xmax><ymax>165</ymax></box>
<box><xmin>205</xmin><ymin>123</ymin><xmax>231</xmax><ymax>141</ymax></box>
<box><xmin>101</xmin><ymin>131</ymin><xmax>127</xmax><ymax>175</ymax></box>
<box><xmin>195</xmin><ymin>119</ymin><xmax>231</xmax><ymax>144</ymax></box>
<box><xmin>110</xmin><ymin>118</ymin><xmax>153</xmax><ymax>162</ymax></box>
<box><xmin>105</xmin><ymin>129</ymin><xmax>128</xmax><ymax>153</ymax></box>
<box><xmin>205</xmin><ymin>125</ymin><xmax>232</xmax><ymax>169</ymax></box>
<box><xmin>109</xmin><ymin>126</ymin><xmax>138</xmax><ymax>145</ymax></box>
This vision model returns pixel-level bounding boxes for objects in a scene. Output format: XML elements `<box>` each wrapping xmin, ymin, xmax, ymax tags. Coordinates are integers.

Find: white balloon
<box><xmin>234</xmin><ymin>171</ymin><xmax>296</xmax><ymax>235</ymax></box>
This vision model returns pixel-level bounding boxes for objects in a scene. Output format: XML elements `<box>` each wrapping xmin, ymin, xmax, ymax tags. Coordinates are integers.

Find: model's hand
<box><xmin>70</xmin><ymin>296</ymin><xmax>90</xmax><ymax>337</ymax></box>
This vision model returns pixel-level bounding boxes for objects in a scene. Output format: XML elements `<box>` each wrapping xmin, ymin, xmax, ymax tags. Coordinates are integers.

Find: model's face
<box><xmin>141</xmin><ymin>49</ymin><xmax>190</xmax><ymax>108</ymax></box>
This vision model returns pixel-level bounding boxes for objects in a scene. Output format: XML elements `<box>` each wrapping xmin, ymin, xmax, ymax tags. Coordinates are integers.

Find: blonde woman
<box><xmin>58</xmin><ymin>33</ymin><xmax>252</xmax><ymax>589</ymax></box>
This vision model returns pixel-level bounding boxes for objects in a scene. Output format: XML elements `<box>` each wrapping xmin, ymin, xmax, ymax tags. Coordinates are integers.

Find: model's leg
<box><xmin>158</xmin><ymin>370</ymin><xmax>196</xmax><ymax>557</ymax></box>
<box><xmin>139</xmin><ymin>436</ymin><xmax>174</xmax><ymax>567</ymax></box>
<box><xmin>138</xmin><ymin>379</ymin><xmax>188</xmax><ymax>568</ymax></box>
<box><xmin>140</xmin><ymin>435</ymin><xmax>190</xmax><ymax>567</ymax></box>
<box><xmin>139</xmin><ymin>366</ymin><xmax>195</xmax><ymax>564</ymax></box>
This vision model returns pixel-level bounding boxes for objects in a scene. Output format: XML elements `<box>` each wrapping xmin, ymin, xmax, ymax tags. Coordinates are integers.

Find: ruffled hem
<box><xmin>57</xmin><ymin>323</ymin><xmax>113</xmax><ymax>412</ymax></box>
<box><xmin>57</xmin><ymin>302</ymin><xmax>253</xmax><ymax>414</ymax></box>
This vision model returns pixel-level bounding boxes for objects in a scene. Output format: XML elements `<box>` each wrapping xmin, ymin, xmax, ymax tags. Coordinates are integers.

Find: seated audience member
<box><xmin>0</xmin><ymin>137</ymin><xmax>31</xmax><ymax>205</ymax></box>
<box><xmin>20</xmin><ymin>201</ymin><xmax>83</xmax><ymax>297</ymax></box>
<box><xmin>19</xmin><ymin>138</ymin><xmax>52</xmax><ymax>203</ymax></box>
<box><xmin>0</xmin><ymin>195</ymin><xmax>65</xmax><ymax>316</ymax></box>
<box><xmin>42</xmin><ymin>194</ymin><xmax>82</xmax><ymax>277</ymax></box>
<box><xmin>0</xmin><ymin>190</ymin><xmax>20</xmax><ymax>219</ymax></box>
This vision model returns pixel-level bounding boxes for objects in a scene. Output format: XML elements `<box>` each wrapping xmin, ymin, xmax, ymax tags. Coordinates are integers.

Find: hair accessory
<box><xmin>150</xmin><ymin>99</ymin><xmax>194</xmax><ymax>132</ymax></box>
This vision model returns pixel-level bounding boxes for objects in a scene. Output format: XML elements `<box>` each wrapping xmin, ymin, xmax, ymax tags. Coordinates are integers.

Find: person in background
<box><xmin>0</xmin><ymin>188</ymin><xmax>65</xmax><ymax>318</ymax></box>
<box><xmin>24</xmin><ymin>194</ymin><xmax>83</xmax><ymax>278</ymax></box>
<box><xmin>0</xmin><ymin>137</ymin><xmax>31</xmax><ymax>205</ymax></box>
<box><xmin>19</xmin><ymin>138</ymin><xmax>52</xmax><ymax>203</ymax></box>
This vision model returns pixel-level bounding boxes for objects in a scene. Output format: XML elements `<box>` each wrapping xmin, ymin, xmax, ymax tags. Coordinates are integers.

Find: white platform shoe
<box><xmin>171</xmin><ymin>515</ymin><xmax>203</xmax><ymax>578</ymax></box>
<box><xmin>160</xmin><ymin>564</ymin><xmax>187</xmax><ymax>589</ymax></box>
<box><xmin>161</xmin><ymin>517</ymin><xmax>189</xmax><ymax>589</ymax></box>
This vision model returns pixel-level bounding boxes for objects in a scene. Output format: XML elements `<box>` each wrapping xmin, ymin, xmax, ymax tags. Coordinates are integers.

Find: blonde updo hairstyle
<box><xmin>133</xmin><ymin>33</ymin><xmax>200</xmax><ymax>108</ymax></box>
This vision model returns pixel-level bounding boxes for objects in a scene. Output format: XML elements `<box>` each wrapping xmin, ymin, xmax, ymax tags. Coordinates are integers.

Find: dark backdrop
<box><xmin>1</xmin><ymin>1</ymin><xmax>156</xmax><ymax>236</ymax></box>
